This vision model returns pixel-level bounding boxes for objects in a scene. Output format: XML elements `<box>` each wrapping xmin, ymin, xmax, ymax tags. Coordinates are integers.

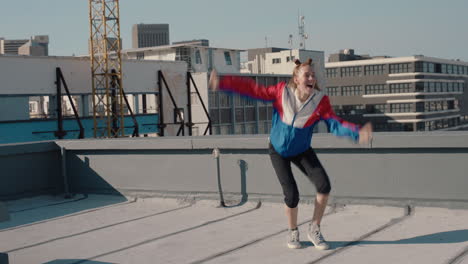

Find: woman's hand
<box><xmin>209</xmin><ymin>69</ymin><xmax>219</xmax><ymax>91</ymax></box>
<box><xmin>359</xmin><ymin>122</ymin><xmax>373</xmax><ymax>145</ymax></box>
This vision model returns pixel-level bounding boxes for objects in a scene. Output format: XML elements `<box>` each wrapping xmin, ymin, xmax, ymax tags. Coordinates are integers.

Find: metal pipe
<box><xmin>213</xmin><ymin>148</ymin><xmax>226</xmax><ymax>207</ymax></box>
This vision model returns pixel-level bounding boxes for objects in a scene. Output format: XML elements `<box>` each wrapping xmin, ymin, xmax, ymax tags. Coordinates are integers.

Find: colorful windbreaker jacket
<box><xmin>219</xmin><ymin>76</ymin><xmax>361</xmax><ymax>157</ymax></box>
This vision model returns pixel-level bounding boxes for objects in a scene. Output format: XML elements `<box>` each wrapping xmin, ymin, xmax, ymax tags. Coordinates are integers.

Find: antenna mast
<box><xmin>298</xmin><ymin>15</ymin><xmax>308</xmax><ymax>50</ymax></box>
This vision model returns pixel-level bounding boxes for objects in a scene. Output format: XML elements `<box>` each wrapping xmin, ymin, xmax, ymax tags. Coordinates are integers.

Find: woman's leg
<box><xmin>292</xmin><ymin>148</ymin><xmax>331</xmax><ymax>221</ymax></box>
<box><xmin>285</xmin><ymin>205</ymin><xmax>298</xmax><ymax>229</ymax></box>
<box><xmin>269</xmin><ymin>144</ymin><xmax>300</xmax><ymax>229</ymax></box>
<box><xmin>312</xmin><ymin>192</ymin><xmax>329</xmax><ymax>226</ymax></box>
<box><xmin>292</xmin><ymin>148</ymin><xmax>331</xmax><ymax>249</ymax></box>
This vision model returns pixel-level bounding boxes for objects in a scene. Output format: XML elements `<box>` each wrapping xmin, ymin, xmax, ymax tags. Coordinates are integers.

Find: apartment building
<box><xmin>326</xmin><ymin>49</ymin><xmax>468</xmax><ymax>131</ymax></box>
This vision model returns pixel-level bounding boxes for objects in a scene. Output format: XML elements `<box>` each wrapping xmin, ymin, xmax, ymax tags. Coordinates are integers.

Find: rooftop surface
<box><xmin>1</xmin><ymin>194</ymin><xmax>468</xmax><ymax>264</ymax></box>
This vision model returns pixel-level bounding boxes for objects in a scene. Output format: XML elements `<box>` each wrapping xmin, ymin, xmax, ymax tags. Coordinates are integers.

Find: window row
<box><xmin>425</xmin><ymin>118</ymin><xmax>460</xmax><ymax>131</ymax></box>
<box><xmin>415</xmin><ymin>61</ymin><xmax>468</xmax><ymax>75</ymax></box>
<box><xmin>364</xmin><ymin>64</ymin><xmax>385</xmax><ymax>75</ymax></box>
<box><xmin>389</xmin><ymin>63</ymin><xmax>410</xmax><ymax>74</ymax></box>
<box><xmin>416</xmin><ymin>100</ymin><xmax>456</xmax><ymax>112</ymax></box>
<box><xmin>415</xmin><ymin>82</ymin><xmax>465</xmax><ymax>93</ymax></box>
<box><xmin>327</xmin><ymin>82</ymin><xmax>465</xmax><ymax>96</ymax></box>
<box><xmin>211</xmin><ymin>121</ymin><xmax>273</xmax><ymax>135</ymax></box>
<box><xmin>326</xmin><ymin>64</ymin><xmax>385</xmax><ymax>78</ymax></box>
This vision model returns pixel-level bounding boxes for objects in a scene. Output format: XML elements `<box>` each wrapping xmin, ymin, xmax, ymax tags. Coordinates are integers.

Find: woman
<box><xmin>209</xmin><ymin>58</ymin><xmax>372</xmax><ymax>250</ymax></box>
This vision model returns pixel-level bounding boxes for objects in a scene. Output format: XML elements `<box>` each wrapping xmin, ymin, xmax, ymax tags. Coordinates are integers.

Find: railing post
<box><xmin>55</xmin><ymin>68</ymin><xmax>66</xmax><ymax>139</ymax></box>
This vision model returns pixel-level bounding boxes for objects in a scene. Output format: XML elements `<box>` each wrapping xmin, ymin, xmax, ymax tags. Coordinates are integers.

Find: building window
<box><xmin>286</xmin><ymin>56</ymin><xmax>295</xmax><ymax>62</ymax></box>
<box><xmin>365</xmin><ymin>84</ymin><xmax>387</xmax><ymax>94</ymax></box>
<box><xmin>340</xmin><ymin>66</ymin><xmax>361</xmax><ymax>77</ymax></box>
<box><xmin>341</xmin><ymin>85</ymin><xmax>361</xmax><ymax>96</ymax></box>
<box><xmin>342</xmin><ymin>105</ymin><xmax>365</xmax><ymax>115</ymax></box>
<box><xmin>389</xmin><ymin>63</ymin><xmax>410</xmax><ymax>74</ymax></box>
<box><xmin>415</xmin><ymin>62</ymin><xmax>435</xmax><ymax>73</ymax></box>
<box><xmin>195</xmin><ymin>50</ymin><xmax>202</xmax><ymax>64</ymax></box>
<box><xmin>364</xmin><ymin>64</ymin><xmax>385</xmax><ymax>75</ymax></box>
<box><xmin>389</xmin><ymin>83</ymin><xmax>411</xmax><ymax>93</ymax></box>
<box><xmin>224</xmin><ymin>51</ymin><xmax>232</xmax><ymax>65</ymax></box>
<box><xmin>272</xmin><ymin>58</ymin><xmax>281</xmax><ymax>64</ymax></box>
<box><xmin>326</xmin><ymin>87</ymin><xmax>340</xmax><ymax>96</ymax></box>
<box><xmin>326</xmin><ymin>68</ymin><xmax>338</xmax><ymax>78</ymax></box>
<box><xmin>390</xmin><ymin>103</ymin><xmax>412</xmax><ymax>113</ymax></box>
<box><xmin>365</xmin><ymin>104</ymin><xmax>386</xmax><ymax>114</ymax></box>
<box><xmin>29</xmin><ymin>102</ymin><xmax>38</xmax><ymax>113</ymax></box>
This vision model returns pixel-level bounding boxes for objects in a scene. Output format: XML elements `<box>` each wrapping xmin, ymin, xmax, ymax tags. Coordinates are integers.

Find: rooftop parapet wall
<box><xmin>1</xmin><ymin>132</ymin><xmax>468</xmax><ymax>207</ymax></box>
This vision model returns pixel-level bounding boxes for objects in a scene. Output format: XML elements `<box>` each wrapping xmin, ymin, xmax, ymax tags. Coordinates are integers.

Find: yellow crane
<box><xmin>88</xmin><ymin>0</ymin><xmax>125</xmax><ymax>137</ymax></box>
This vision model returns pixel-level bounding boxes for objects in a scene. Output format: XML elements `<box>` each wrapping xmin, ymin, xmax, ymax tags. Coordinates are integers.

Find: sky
<box><xmin>1</xmin><ymin>0</ymin><xmax>467</xmax><ymax>61</ymax></box>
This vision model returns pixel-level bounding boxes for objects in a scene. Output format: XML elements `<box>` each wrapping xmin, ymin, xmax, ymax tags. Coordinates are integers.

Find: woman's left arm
<box><xmin>319</xmin><ymin>96</ymin><xmax>372</xmax><ymax>144</ymax></box>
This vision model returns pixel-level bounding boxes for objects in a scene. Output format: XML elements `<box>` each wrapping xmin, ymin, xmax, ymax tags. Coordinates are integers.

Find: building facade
<box><xmin>132</xmin><ymin>24</ymin><xmax>169</xmax><ymax>48</ymax></box>
<box><xmin>325</xmin><ymin>50</ymin><xmax>468</xmax><ymax>131</ymax></box>
<box><xmin>0</xmin><ymin>36</ymin><xmax>48</xmax><ymax>56</ymax></box>
<box><xmin>122</xmin><ymin>44</ymin><xmax>242</xmax><ymax>74</ymax></box>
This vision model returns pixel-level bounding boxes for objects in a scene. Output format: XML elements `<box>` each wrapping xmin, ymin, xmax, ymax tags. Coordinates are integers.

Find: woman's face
<box><xmin>294</xmin><ymin>65</ymin><xmax>317</xmax><ymax>96</ymax></box>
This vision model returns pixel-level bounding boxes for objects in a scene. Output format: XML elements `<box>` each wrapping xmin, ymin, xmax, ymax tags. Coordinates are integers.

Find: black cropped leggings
<box><xmin>269</xmin><ymin>144</ymin><xmax>331</xmax><ymax>208</ymax></box>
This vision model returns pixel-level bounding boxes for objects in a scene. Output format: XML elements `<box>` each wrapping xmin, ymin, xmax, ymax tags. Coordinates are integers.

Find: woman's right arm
<box><xmin>209</xmin><ymin>69</ymin><xmax>281</xmax><ymax>101</ymax></box>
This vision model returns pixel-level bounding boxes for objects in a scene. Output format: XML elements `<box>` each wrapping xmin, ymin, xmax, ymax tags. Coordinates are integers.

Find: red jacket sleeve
<box><xmin>218</xmin><ymin>76</ymin><xmax>283</xmax><ymax>102</ymax></box>
<box><xmin>319</xmin><ymin>96</ymin><xmax>361</xmax><ymax>141</ymax></box>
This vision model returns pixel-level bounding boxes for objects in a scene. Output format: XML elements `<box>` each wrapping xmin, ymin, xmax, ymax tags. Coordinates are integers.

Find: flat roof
<box><xmin>1</xmin><ymin>194</ymin><xmax>468</xmax><ymax>263</ymax></box>
<box><xmin>326</xmin><ymin>56</ymin><xmax>468</xmax><ymax>67</ymax></box>
<box><xmin>122</xmin><ymin>44</ymin><xmax>244</xmax><ymax>54</ymax></box>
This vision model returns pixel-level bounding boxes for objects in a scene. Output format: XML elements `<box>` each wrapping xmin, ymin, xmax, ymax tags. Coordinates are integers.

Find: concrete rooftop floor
<box><xmin>1</xmin><ymin>194</ymin><xmax>468</xmax><ymax>264</ymax></box>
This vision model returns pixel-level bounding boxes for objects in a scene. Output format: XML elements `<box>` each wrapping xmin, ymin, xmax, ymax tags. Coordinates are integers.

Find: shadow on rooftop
<box><xmin>0</xmin><ymin>154</ymin><xmax>127</xmax><ymax>230</ymax></box>
<box><xmin>323</xmin><ymin>229</ymin><xmax>468</xmax><ymax>249</ymax></box>
<box><xmin>43</xmin><ymin>260</ymin><xmax>114</xmax><ymax>264</ymax></box>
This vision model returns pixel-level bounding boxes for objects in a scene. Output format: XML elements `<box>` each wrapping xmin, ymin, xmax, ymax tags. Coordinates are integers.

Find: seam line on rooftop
<box><xmin>0</xmin><ymin>195</ymin><xmax>137</xmax><ymax>233</ymax></box>
<box><xmin>306</xmin><ymin>205</ymin><xmax>413</xmax><ymax>264</ymax></box>
<box><xmin>447</xmin><ymin>244</ymin><xmax>468</xmax><ymax>264</ymax></box>
<box><xmin>67</xmin><ymin>200</ymin><xmax>262</xmax><ymax>264</ymax></box>
<box><xmin>8</xmin><ymin>194</ymin><xmax>89</xmax><ymax>213</ymax></box>
<box><xmin>188</xmin><ymin>203</ymin><xmax>340</xmax><ymax>264</ymax></box>
<box><xmin>5</xmin><ymin>204</ymin><xmax>192</xmax><ymax>253</ymax></box>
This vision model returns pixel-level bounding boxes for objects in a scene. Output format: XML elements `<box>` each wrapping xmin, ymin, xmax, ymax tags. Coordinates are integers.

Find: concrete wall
<box><xmin>0</xmin><ymin>55</ymin><xmax>187</xmax><ymax>95</ymax></box>
<box><xmin>55</xmin><ymin>132</ymin><xmax>468</xmax><ymax>207</ymax></box>
<box><xmin>2</xmin><ymin>132</ymin><xmax>468</xmax><ymax>207</ymax></box>
<box><xmin>0</xmin><ymin>141</ymin><xmax>62</xmax><ymax>200</ymax></box>
<box><xmin>190</xmin><ymin>72</ymin><xmax>210</xmax><ymax>135</ymax></box>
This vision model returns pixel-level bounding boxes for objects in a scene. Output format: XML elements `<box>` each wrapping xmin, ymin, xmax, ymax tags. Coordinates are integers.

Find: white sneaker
<box><xmin>307</xmin><ymin>224</ymin><xmax>330</xmax><ymax>250</ymax></box>
<box><xmin>287</xmin><ymin>229</ymin><xmax>301</xmax><ymax>249</ymax></box>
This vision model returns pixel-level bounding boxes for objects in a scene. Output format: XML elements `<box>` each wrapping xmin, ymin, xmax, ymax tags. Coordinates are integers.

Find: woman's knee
<box><xmin>284</xmin><ymin>192</ymin><xmax>300</xmax><ymax>208</ymax></box>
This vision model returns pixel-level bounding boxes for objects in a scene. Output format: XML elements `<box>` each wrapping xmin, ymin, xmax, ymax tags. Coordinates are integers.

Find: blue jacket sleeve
<box><xmin>319</xmin><ymin>96</ymin><xmax>360</xmax><ymax>142</ymax></box>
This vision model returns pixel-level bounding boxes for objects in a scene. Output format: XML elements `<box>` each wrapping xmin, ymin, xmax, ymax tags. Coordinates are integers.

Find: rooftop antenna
<box><xmin>288</xmin><ymin>34</ymin><xmax>293</xmax><ymax>59</ymax></box>
<box><xmin>265</xmin><ymin>36</ymin><xmax>268</xmax><ymax>48</ymax></box>
<box><xmin>298</xmin><ymin>14</ymin><xmax>308</xmax><ymax>50</ymax></box>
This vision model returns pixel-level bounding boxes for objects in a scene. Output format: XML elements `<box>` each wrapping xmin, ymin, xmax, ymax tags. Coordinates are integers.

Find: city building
<box><xmin>172</xmin><ymin>39</ymin><xmax>209</xmax><ymax>47</ymax></box>
<box><xmin>121</xmin><ymin>43</ymin><xmax>242</xmax><ymax>74</ymax></box>
<box><xmin>325</xmin><ymin>49</ymin><xmax>468</xmax><ymax>132</ymax></box>
<box><xmin>0</xmin><ymin>35</ymin><xmax>48</xmax><ymax>56</ymax></box>
<box><xmin>132</xmin><ymin>24</ymin><xmax>169</xmax><ymax>48</ymax></box>
<box><xmin>243</xmin><ymin>48</ymin><xmax>324</xmax><ymax>75</ymax></box>
<box><xmin>18</xmin><ymin>35</ymin><xmax>49</xmax><ymax>56</ymax></box>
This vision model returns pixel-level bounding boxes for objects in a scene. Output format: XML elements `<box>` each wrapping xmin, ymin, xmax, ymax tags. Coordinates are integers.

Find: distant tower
<box><xmin>132</xmin><ymin>24</ymin><xmax>169</xmax><ymax>48</ymax></box>
<box><xmin>298</xmin><ymin>15</ymin><xmax>308</xmax><ymax>50</ymax></box>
